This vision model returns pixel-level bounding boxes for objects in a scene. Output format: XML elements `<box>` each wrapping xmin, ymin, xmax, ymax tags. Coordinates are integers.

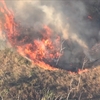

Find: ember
<box><xmin>88</xmin><ymin>15</ymin><xmax>93</xmax><ymax>19</ymax></box>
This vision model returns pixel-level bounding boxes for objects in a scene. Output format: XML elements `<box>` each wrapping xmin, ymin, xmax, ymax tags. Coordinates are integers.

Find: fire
<box><xmin>0</xmin><ymin>0</ymin><xmax>90</xmax><ymax>73</ymax></box>
<box><xmin>0</xmin><ymin>0</ymin><xmax>62</xmax><ymax>70</ymax></box>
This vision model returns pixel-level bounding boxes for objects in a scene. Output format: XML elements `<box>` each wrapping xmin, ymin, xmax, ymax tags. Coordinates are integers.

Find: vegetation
<box><xmin>0</xmin><ymin>49</ymin><xmax>100</xmax><ymax>100</ymax></box>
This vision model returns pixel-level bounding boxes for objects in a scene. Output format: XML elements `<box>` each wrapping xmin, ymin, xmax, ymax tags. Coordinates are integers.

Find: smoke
<box><xmin>3</xmin><ymin>0</ymin><xmax>100</xmax><ymax>62</ymax></box>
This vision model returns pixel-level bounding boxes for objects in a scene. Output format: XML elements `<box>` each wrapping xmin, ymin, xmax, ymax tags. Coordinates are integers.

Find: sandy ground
<box><xmin>0</xmin><ymin>49</ymin><xmax>100</xmax><ymax>100</ymax></box>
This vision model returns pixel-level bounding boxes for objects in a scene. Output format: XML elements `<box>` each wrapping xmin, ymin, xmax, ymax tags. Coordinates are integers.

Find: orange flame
<box><xmin>0</xmin><ymin>0</ymin><xmax>89</xmax><ymax>73</ymax></box>
<box><xmin>0</xmin><ymin>0</ymin><xmax>62</xmax><ymax>70</ymax></box>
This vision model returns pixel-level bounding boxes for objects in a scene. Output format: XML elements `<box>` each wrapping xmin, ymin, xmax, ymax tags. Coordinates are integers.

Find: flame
<box><xmin>0</xmin><ymin>0</ymin><xmax>62</xmax><ymax>70</ymax></box>
<box><xmin>0</xmin><ymin>0</ymin><xmax>89</xmax><ymax>73</ymax></box>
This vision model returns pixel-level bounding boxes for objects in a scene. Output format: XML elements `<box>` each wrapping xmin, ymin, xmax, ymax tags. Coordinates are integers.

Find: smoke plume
<box><xmin>2</xmin><ymin>0</ymin><xmax>100</xmax><ymax>65</ymax></box>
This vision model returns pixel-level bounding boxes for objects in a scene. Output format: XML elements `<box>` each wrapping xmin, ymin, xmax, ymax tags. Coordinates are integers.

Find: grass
<box><xmin>0</xmin><ymin>49</ymin><xmax>100</xmax><ymax>100</ymax></box>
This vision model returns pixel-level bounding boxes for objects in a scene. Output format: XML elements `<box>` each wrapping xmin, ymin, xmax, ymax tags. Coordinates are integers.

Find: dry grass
<box><xmin>0</xmin><ymin>49</ymin><xmax>100</xmax><ymax>100</ymax></box>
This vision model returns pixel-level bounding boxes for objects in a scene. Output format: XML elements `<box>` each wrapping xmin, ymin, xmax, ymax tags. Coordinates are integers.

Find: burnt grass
<box><xmin>0</xmin><ymin>49</ymin><xmax>100</xmax><ymax>100</ymax></box>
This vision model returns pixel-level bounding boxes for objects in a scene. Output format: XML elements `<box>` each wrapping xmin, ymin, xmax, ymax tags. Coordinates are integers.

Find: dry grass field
<box><xmin>0</xmin><ymin>49</ymin><xmax>100</xmax><ymax>100</ymax></box>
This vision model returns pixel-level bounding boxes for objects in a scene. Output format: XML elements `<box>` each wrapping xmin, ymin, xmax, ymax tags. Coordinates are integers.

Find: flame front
<box><xmin>0</xmin><ymin>0</ymin><xmax>63</xmax><ymax>70</ymax></box>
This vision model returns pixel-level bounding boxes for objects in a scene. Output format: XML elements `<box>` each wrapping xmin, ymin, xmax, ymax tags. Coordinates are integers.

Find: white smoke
<box><xmin>4</xmin><ymin>0</ymin><xmax>100</xmax><ymax>62</ymax></box>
